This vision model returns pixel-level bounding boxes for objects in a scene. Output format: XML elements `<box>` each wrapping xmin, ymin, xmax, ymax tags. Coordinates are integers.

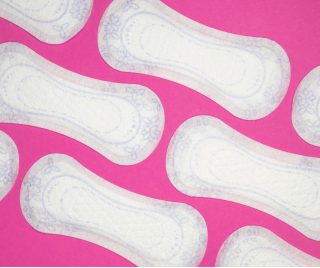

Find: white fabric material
<box><xmin>0</xmin><ymin>0</ymin><xmax>93</xmax><ymax>44</ymax></box>
<box><xmin>20</xmin><ymin>154</ymin><xmax>208</xmax><ymax>267</ymax></box>
<box><xmin>0</xmin><ymin>42</ymin><xmax>164</xmax><ymax>165</ymax></box>
<box><xmin>166</xmin><ymin>115</ymin><xmax>320</xmax><ymax>240</ymax></box>
<box><xmin>292</xmin><ymin>66</ymin><xmax>320</xmax><ymax>146</ymax></box>
<box><xmin>98</xmin><ymin>0</ymin><xmax>290</xmax><ymax>120</ymax></box>
<box><xmin>0</xmin><ymin>130</ymin><xmax>19</xmax><ymax>201</ymax></box>
<box><xmin>216</xmin><ymin>226</ymin><xmax>320</xmax><ymax>267</ymax></box>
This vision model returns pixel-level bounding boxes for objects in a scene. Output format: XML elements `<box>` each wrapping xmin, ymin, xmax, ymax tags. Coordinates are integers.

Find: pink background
<box><xmin>1</xmin><ymin>0</ymin><xmax>320</xmax><ymax>266</ymax></box>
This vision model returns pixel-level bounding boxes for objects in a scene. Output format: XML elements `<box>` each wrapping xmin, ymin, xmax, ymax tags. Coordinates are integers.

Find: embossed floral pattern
<box><xmin>0</xmin><ymin>97</ymin><xmax>29</xmax><ymax>123</ymax></box>
<box><xmin>305</xmin><ymin>119</ymin><xmax>320</xmax><ymax>143</ymax></box>
<box><xmin>22</xmin><ymin>206</ymin><xmax>32</xmax><ymax>219</ymax></box>
<box><xmin>109</xmin><ymin>46</ymin><xmax>135</xmax><ymax>70</ymax></box>
<box><xmin>243</xmin><ymin>226</ymin><xmax>260</xmax><ymax>243</ymax></box>
<box><xmin>234</xmin><ymin>37</ymin><xmax>272</xmax><ymax>60</ymax></box>
<box><xmin>0</xmin><ymin>43</ymin><xmax>20</xmax><ymax>61</ymax></box>
<box><xmin>185</xmin><ymin>175</ymin><xmax>221</xmax><ymax>197</ymax></box>
<box><xmin>244</xmin><ymin>102</ymin><xmax>263</xmax><ymax>120</ymax></box>
<box><xmin>181</xmin><ymin>245</ymin><xmax>202</xmax><ymax>267</ymax></box>
<box><xmin>124</xmin><ymin>144</ymin><xmax>140</xmax><ymax>161</ymax></box>
<box><xmin>141</xmin><ymin>117</ymin><xmax>160</xmax><ymax>142</ymax></box>
<box><xmin>70</xmin><ymin>0</ymin><xmax>90</xmax><ymax>21</ymax></box>
<box><xmin>125</xmin><ymin>87</ymin><xmax>151</xmax><ymax>110</ymax></box>
<box><xmin>263</xmin><ymin>84</ymin><xmax>282</xmax><ymax>104</ymax></box>
<box><xmin>102</xmin><ymin>82</ymin><xmax>116</xmax><ymax>93</ymax></box>
<box><xmin>123</xmin><ymin>0</ymin><xmax>139</xmax><ymax>12</ymax></box>
<box><xmin>313</xmin><ymin>132</ymin><xmax>320</xmax><ymax>144</ymax></box>
<box><xmin>44</xmin><ymin>158</ymin><xmax>60</xmax><ymax>174</ymax></box>
<box><xmin>53</xmin><ymin>23</ymin><xmax>69</xmax><ymax>39</ymax></box>
<box><xmin>299</xmin><ymin>156</ymin><xmax>312</xmax><ymax>167</ymax></box>
<box><xmin>151</xmin><ymin>98</ymin><xmax>162</xmax><ymax>111</ymax></box>
<box><xmin>193</xmin><ymin>215</ymin><xmax>207</xmax><ymax>230</ymax></box>
<box><xmin>176</xmin><ymin>134</ymin><xmax>191</xmax><ymax>154</ymax></box>
<box><xmin>294</xmin><ymin>120</ymin><xmax>305</xmax><ymax>134</ymax></box>
<box><xmin>296</xmin><ymin>88</ymin><xmax>316</xmax><ymax>115</ymax></box>
<box><xmin>100</xmin><ymin>45</ymin><xmax>110</xmax><ymax>58</ymax></box>
<box><xmin>4</xmin><ymin>43</ymin><xmax>20</xmax><ymax>53</ymax></box>
<box><xmin>126</xmin><ymin>87</ymin><xmax>144</xmax><ymax>108</ymax></box>
<box><xmin>24</xmin><ymin>176</ymin><xmax>42</xmax><ymax>201</ymax></box>
<box><xmin>220</xmin><ymin>241</ymin><xmax>242</xmax><ymax>266</ymax></box>
<box><xmin>167</xmin><ymin>171</ymin><xmax>180</xmax><ymax>186</ymax></box>
<box><xmin>103</xmin><ymin>15</ymin><xmax>121</xmax><ymax>40</ymax></box>
<box><xmin>0</xmin><ymin>159</ymin><xmax>14</xmax><ymax>184</ymax></box>
<box><xmin>31</xmin><ymin>207</ymin><xmax>56</xmax><ymax>231</ymax></box>
<box><xmin>65</xmin><ymin>225</ymin><xmax>78</xmax><ymax>236</ymax></box>
<box><xmin>144</xmin><ymin>64</ymin><xmax>157</xmax><ymax>75</ymax></box>
<box><xmin>0</xmin><ymin>146</ymin><xmax>6</xmax><ymax>154</ymax></box>
<box><xmin>153</xmin><ymin>201</ymin><xmax>189</xmax><ymax>225</ymax></box>
<box><xmin>6</xmin><ymin>141</ymin><xmax>16</xmax><ymax>155</ymax></box>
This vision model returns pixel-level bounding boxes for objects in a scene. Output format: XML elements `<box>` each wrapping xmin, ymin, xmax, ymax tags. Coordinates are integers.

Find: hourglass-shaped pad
<box><xmin>98</xmin><ymin>0</ymin><xmax>290</xmax><ymax>120</ymax></box>
<box><xmin>20</xmin><ymin>154</ymin><xmax>207</xmax><ymax>266</ymax></box>
<box><xmin>167</xmin><ymin>115</ymin><xmax>320</xmax><ymax>240</ymax></box>
<box><xmin>0</xmin><ymin>42</ymin><xmax>164</xmax><ymax>165</ymax></box>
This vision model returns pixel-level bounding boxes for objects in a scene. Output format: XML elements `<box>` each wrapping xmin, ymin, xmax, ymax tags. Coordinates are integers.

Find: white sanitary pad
<box><xmin>0</xmin><ymin>42</ymin><xmax>164</xmax><ymax>165</ymax></box>
<box><xmin>98</xmin><ymin>0</ymin><xmax>290</xmax><ymax>120</ymax></box>
<box><xmin>166</xmin><ymin>115</ymin><xmax>320</xmax><ymax>241</ymax></box>
<box><xmin>0</xmin><ymin>0</ymin><xmax>93</xmax><ymax>44</ymax></box>
<box><xmin>0</xmin><ymin>130</ymin><xmax>18</xmax><ymax>201</ymax></box>
<box><xmin>216</xmin><ymin>226</ymin><xmax>320</xmax><ymax>267</ymax></box>
<box><xmin>20</xmin><ymin>154</ymin><xmax>208</xmax><ymax>267</ymax></box>
<box><xmin>292</xmin><ymin>66</ymin><xmax>320</xmax><ymax>147</ymax></box>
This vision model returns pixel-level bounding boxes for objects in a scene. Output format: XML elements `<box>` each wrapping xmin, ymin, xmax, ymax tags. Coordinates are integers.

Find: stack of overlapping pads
<box><xmin>1</xmin><ymin>0</ymin><xmax>320</xmax><ymax>266</ymax></box>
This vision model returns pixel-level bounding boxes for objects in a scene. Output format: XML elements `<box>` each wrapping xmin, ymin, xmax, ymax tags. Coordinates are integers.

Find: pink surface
<box><xmin>0</xmin><ymin>0</ymin><xmax>320</xmax><ymax>266</ymax></box>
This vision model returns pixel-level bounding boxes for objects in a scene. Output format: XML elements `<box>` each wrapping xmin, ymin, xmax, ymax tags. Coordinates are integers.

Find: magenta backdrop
<box><xmin>1</xmin><ymin>0</ymin><xmax>320</xmax><ymax>266</ymax></box>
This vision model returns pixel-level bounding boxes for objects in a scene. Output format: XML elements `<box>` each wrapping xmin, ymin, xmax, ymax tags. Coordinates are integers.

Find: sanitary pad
<box><xmin>98</xmin><ymin>0</ymin><xmax>290</xmax><ymax>120</ymax></box>
<box><xmin>20</xmin><ymin>154</ymin><xmax>208</xmax><ymax>267</ymax></box>
<box><xmin>216</xmin><ymin>226</ymin><xmax>320</xmax><ymax>267</ymax></box>
<box><xmin>0</xmin><ymin>42</ymin><xmax>164</xmax><ymax>165</ymax></box>
<box><xmin>292</xmin><ymin>66</ymin><xmax>320</xmax><ymax>147</ymax></box>
<box><xmin>166</xmin><ymin>115</ymin><xmax>320</xmax><ymax>240</ymax></box>
<box><xmin>0</xmin><ymin>0</ymin><xmax>93</xmax><ymax>44</ymax></box>
<box><xmin>0</xmin><ymin>130</ymin><xmax>18</xmax><ymax>201</ymax></box>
